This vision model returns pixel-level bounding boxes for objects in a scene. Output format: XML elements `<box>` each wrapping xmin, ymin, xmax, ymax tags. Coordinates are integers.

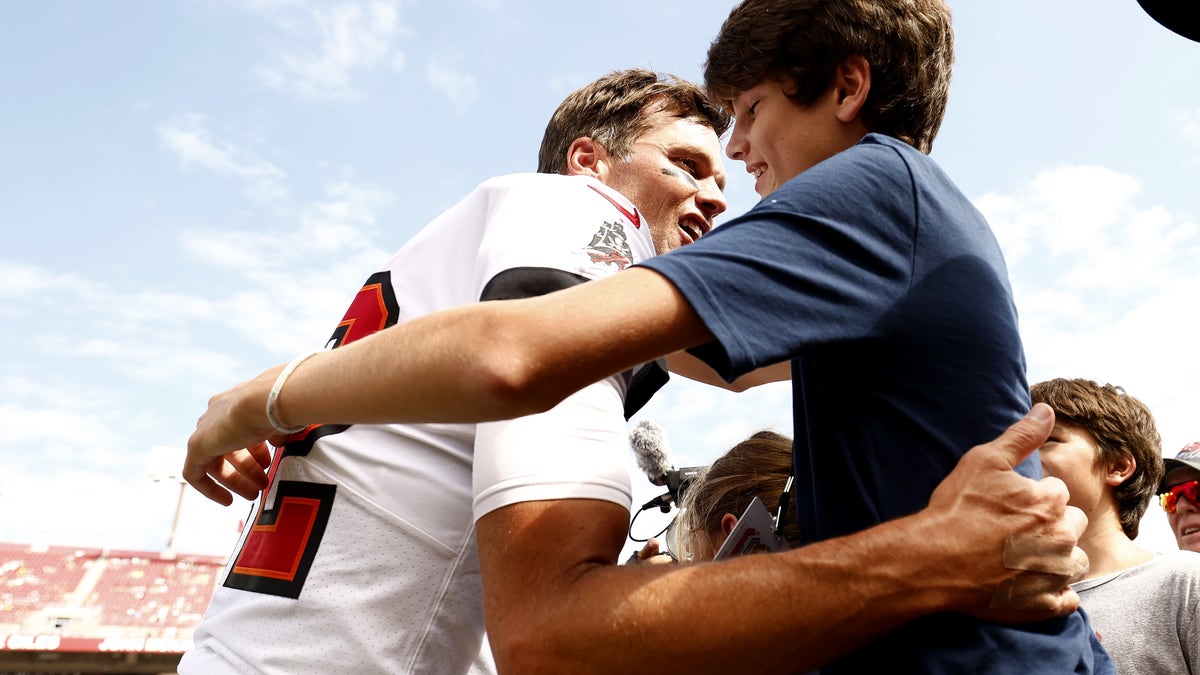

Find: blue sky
<box><xmin>2</xmin><ymin>0</ymin><xmax>1198</xmax><ymax>561</ymax></box>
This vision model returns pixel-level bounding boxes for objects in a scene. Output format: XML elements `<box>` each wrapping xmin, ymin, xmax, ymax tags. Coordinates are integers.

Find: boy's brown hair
<box><xmin>704</xmin><ymin>0</ymin><xmax>954</xmax><ymax>154</ymax></box>
<box><xmin>1031</xmin><ymin>377</ymin><xmax>1163</xmax><ymax>539</ymax></box>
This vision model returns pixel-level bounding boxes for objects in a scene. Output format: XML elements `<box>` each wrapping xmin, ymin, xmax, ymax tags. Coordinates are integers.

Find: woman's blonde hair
<box><xmin>673</xmin><ymin>430</ymin><xmax>799</xmax><ymax>561</ymax></box>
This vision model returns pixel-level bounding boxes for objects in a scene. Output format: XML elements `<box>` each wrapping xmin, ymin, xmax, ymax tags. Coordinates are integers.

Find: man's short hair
<box><xmin>537</xmin><ymin>68</ymin><xmax>730</xmax><ymax>174</ymax></box>
<box><xmin>704</xmin><ymin>0</ymin><xmax>954</xmax><ymax>154</ymax></box>
<box><xmin>1031</xmin><ymin>377</ymin><xmax>1164</xmax><ymax>539</ymax></box>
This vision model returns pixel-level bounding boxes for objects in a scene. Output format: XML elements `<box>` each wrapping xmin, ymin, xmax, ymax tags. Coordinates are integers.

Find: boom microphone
<box><xmin>630</xmin><ymin>419</ymin><xmax>672</xmax><ymax>486</ymax></box>
<box><xmin>628</xmin><ymin>419</ymin><xmax>705</xmax><ymax>512</ymax></box>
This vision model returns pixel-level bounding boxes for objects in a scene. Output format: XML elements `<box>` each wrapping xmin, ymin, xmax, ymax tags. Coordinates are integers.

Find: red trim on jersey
<box><xmin>588</xmin><ymin>184</ymin><xmax>641</xmax><ymax>228</ymax></box>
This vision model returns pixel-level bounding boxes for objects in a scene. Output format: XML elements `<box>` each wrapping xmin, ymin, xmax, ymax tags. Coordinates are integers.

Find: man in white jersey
<box><xmin>180</xmin><ymin>69</ymin><xmax>730</xmax><ymax>674</ymax></box>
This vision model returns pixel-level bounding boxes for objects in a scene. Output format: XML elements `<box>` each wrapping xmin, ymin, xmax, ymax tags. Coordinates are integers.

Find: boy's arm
<box><xmin>184</xmin><ymin>267</ymin><xmax>705</xmax><ymax>504</ymax></box>
<box><xmin>475</xmin><ymin>405</ymin><xmax>1088</xmax><ymax>675</ymax></box>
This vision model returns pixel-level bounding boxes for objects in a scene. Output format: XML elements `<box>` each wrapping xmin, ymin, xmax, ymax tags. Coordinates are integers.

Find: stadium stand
<box><xmin>0</xmin><ymin>542</ymin><xmax>224</xmax><ymax>674</ymax></box>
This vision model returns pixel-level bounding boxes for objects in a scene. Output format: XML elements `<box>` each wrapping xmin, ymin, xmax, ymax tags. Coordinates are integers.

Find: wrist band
<box><xmin>266</xmin><ymin>349</ymin><xmax>326</xmax><ymax>434</ymax></box>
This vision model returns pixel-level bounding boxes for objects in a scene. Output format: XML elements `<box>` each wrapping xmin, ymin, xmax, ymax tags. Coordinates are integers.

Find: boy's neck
<box><xmin>1079</xmin><ymin>509</ymin><xmax>1155</xmax><ymax>579</ymax></box>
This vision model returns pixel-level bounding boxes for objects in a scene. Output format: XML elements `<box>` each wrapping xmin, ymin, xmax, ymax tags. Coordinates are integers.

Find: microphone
<box><xmin>630</xmin><ymin>419</ymin><xmax>672</xmax><ymax>486</ymax></box>
<box><xmin>628</xmin><ymin>419</ymin><xmax>705</xmax><ymax>513</ymax></box>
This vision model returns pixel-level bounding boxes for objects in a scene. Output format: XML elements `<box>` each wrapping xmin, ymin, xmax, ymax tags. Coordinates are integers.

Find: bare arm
<box><xmin>476</xmin><ymin>404</ymin><xmax>1088</xmax><ymax>675</ymax></box>
<box><xmin>665</xmin><ymin>351</ymin><xmax>791</xmax><ymax>391</ymax></box>
<box><xmin>184</xmin><ymin>268</ymin><xmax>708</xmax><ymax>504</ymax></box>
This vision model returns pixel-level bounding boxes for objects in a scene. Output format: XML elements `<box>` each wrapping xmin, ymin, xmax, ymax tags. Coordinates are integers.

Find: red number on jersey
<box><xmin>223</xmin><ymin>271</ymin><xmax>400</xmax><ymax>598</ymax></box>
<box><xmin>223</xmin><ymin>480</ymin><xmax>336</xmax><ymax>599</ymax></box>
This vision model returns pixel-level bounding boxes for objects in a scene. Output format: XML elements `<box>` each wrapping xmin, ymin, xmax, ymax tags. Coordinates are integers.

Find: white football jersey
<box><xmin>180</xmin><ymin>173</ymin><xmax>662</xmax><ymax>675</ymax></box>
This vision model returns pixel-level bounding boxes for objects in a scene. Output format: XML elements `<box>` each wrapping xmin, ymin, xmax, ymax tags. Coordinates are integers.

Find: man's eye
<box><xmin>747</xmin><ymin>100</ymin><xmax>759</xmax><ymax>117</ymax></box>
<box><xmin>675</xmin><ymin>157</ymin><xmax>698</xmax><ymax>175</ymax></box>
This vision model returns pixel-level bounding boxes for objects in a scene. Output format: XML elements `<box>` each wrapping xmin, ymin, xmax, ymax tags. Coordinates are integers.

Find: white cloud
<box><xmin>254</xmin><ymin>0</ymin><xmax>407</xmax><ymax>101</ymax></box>
<box><xmin>426</xmin><ymin>60</ymin><xmax>479</xmax><ymax>113</ymax></box>
<box><xmin>980</xmin><ymin>165</ymin><xmax>1142</xmax><ymax>265</ymax></box>
<box><xmin>157</xmin><ymin>114</ymin><xmax>288</xmax><ymax>202</ymax></box>
<box><xmin>178</xmin><ymin>180</ymin><xmax>394</xmax><ymax>354</ymax></box>
<box><xmin>1175</xmin><ymin>107</ymin><xmax>1200</xmax><ymax>148</ymax></box>
<box><xmin>979</xmin><ymin>162</ymin><xmax>1200</xmax><ymax>467</ymax></box>
<box><xmin>981</xmin><ymin>165</ymin><xmax>1197</xmax><ymax>308</ymax></box>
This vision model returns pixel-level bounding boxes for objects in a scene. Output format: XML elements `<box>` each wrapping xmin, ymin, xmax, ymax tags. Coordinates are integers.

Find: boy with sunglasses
<box><xmin>1161</xmin><ymin>441</ymin><xmax>1200</xmax><ymax>554</ymax></box>
<box><xmin>1033</xmin><ymin>378</ymin><xmax>1200</xmax><ymax>675</ymax></box>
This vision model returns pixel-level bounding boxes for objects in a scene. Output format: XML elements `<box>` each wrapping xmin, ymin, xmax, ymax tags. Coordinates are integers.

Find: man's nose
<box><xmin>698</xmin><ymin>180</ymin><xmax>728</xmax><ymax>222</ymax></box>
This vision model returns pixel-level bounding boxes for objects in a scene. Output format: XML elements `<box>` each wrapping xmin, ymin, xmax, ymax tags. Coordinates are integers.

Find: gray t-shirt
<box><xmin>1073</xmin><ymin>551</ymin><xmax>1200</xmax><ymax>674</ymax></box>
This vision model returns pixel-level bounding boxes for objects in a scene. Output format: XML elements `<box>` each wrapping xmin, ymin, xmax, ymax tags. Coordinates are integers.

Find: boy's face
<box><xmin>1038</xmin><ymin>421</ymin><xmax>1111</xmax><ymax>520</ymax></box>
<box><xmin>724</xmin><ymin>75</ymin><xmax>863</xmax><ymax>198</ymax></box>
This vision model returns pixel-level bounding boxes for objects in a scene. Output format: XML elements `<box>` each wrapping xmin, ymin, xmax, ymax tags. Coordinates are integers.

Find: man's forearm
<box><xmin>480</xmin><ymin>406</ymin><xmax>1083</xmax><ymax>674</ymax></box>
<box><xmin>481</xmin><ymin>504</ymin><xmax>973</xmax><ymax>675</ymax></box>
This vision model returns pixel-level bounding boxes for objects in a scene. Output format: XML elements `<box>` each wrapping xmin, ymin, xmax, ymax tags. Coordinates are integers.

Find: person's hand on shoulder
<box><xmin>923</xmin><ymin>403</ymin><xmax>1089</xmax><ymax>622</ymax></box>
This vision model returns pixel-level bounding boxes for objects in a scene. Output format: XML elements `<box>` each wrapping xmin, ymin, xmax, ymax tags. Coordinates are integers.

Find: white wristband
<box><xmin>266</xmin><ymin>349</ymin><xmax>326</xmax><ymax>434</ymax></box>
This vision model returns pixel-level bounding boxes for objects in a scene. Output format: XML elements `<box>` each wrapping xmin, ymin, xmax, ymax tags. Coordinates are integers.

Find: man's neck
<box><xmin>1079</xmin><ymin>510</ymin><xmax>1155</xmax><ymax>579</ymax></box>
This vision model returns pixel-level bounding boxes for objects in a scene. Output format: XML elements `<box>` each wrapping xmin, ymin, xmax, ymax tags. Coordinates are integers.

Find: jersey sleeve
<box><xmin>472</xmin><ymin>374</ymin><xmax>632</xmax><ymax>521</ymax></box>
<box><xmin>472</xmin><ymin>176</ymin><xmax>654</xmax><ymax>296</ymax></box>
<box><xmin>469</xmin><ymin>177</ymin><xmax>647</xmax><ymax>521</ymax></box>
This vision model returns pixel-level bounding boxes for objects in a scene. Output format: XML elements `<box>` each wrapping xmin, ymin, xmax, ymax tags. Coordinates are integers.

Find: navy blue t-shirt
<box><xmin>639</xmin><ymin>134</ymin><xmax>1111</xmax><ymax>674</ymax></box>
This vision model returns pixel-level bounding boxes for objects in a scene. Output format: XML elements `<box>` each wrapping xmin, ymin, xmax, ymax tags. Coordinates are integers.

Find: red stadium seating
<box><xmin>1</xmin><ymin>542</ymin><xmax>226</xmax><ymax>652</ymax></box>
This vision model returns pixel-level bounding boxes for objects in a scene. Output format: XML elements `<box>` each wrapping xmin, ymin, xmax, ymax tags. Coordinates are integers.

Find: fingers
<box><xmin>989</xmin><ymin>572</ymin><xmax>1082</xmax><ymax>614</ymax></box>
<box><xmin>1060</xmin><ymin>504</ymin><xmax>1088</xmax><ymax>544</ymax></box>
<box><xmin>1066</xmin><ymin>545</ymin><xmax>1090</xmax><ymax>584</ymax></box>
<box><xmin>1002</xmin><ymin>534</ymin><xmax>1087</xmax><ymax>577</ymax></box>
<box><xmin>216</xmin><ymin>451</ymin><xmax>270</xmax><ymax>501</ymax></box>
<box><xmin>182</xmin><ymin>448</ymin><xmax>269</xmax><ymax>506</ymax></box>
<box><xmin>984</xmin><ymin>403</ymin><xmax>1055</xmax><ymax>470</ymax></box>
<box><xmin>183</xmin><ymin>464</ymin><xmax>234</xmax><ymax>507</ymax></box>
<box><xmin>247</xmin><ymin>441</ymin><xmax>273</xmax><ymax>469</ymax></box>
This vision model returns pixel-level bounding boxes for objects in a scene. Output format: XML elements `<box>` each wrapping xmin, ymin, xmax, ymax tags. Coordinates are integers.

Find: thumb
<box><xmin>988</xmin><ymin>403</ymin><xmax>1055</xmax><ymax>470</ymax></box>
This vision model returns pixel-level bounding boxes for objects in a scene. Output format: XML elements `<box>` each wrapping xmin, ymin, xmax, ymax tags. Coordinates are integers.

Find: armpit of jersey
<box><xmin>479</xmin><ymin>266</ymin><xmax>588</xmax><ymax>301</ymax></box>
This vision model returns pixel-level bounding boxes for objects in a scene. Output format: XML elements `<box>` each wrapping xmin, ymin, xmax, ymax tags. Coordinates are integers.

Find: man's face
<box><xmin>725</xmin><ymin>77</ymin><xmax>852</xmax><ymax>198</ymax></box>
<box><xmin>1038</xmin><ymin>421</ymin><xmax>1110</xmax><ymax>520</ymax></box>
<box><xmin>1164</xmin><ymin>467</ymin><xmax>1200</xmax><ymax>552</ymax></box>
<box><xmin>600</xmin><ymin>109</ymin><xmax>727</xmax><ymax>254</ymax></box>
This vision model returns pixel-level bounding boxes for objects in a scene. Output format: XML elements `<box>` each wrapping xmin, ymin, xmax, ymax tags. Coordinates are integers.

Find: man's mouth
<box><xmin>680</xmin><ymin>220</ymin><xmax>704</xmax><ymax>242</ymax></box>
<box><xmin>751</xmin><ymin>165</ymin><xmax>765</xmax><ymax>179</ymax></box>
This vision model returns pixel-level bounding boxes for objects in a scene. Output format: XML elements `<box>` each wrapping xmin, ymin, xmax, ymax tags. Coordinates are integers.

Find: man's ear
<box><xmin>833</xmin><ymin>54</ymin><xmax>871</xmax><ymax>123</ymax></box>
<box><xmin>1106</xmin><ymin>453</ymin><xmax>1137</xmax><ymax>487</ymax></box>
<box><xmin>564</xmin><ymin>137</ymin><xmax>608</xmax><ymax>179</ymax></box>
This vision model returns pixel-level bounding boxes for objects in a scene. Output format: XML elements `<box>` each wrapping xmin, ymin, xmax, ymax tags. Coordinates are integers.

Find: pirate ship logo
<box><xmin>585</xmin><ymin>220</ymin><xmax>634</xmax><ymax>270</ymax></box>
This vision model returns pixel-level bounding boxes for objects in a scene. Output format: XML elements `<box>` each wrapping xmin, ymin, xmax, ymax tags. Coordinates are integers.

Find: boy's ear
<box><xmin>833</xmin><ymin>55</ymin><xmax>871</xmax><ymax>123</ymax></box>
<box><xmin>564</xmin><ymin>137</ymin><xmax>608</xmax><ymax>179</ymax></box>
<box><xmin>1106</xmin><ymin>453</ymin><xmax>1137</xmax><ymax>487</ymax></box>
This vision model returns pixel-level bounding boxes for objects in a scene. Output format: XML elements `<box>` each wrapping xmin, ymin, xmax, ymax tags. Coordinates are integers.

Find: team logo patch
<box><xmin>586</xmin><ymin>220</ymin><xmax>634</xmax><ymax>270</ymax></box>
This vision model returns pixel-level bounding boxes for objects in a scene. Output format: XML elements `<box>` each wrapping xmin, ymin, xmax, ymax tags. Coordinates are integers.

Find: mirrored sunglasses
<box><xmin>1159</xmin><ymin>479</ymin><xmax>1200</xmax><ymax>514</ymax></box>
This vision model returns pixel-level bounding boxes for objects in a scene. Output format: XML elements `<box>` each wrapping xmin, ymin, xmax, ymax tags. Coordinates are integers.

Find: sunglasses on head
<box><xmin>1159</xmin><ymin>480</ymin><xmax>1200</xmax><ymax>514</ymax></box>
